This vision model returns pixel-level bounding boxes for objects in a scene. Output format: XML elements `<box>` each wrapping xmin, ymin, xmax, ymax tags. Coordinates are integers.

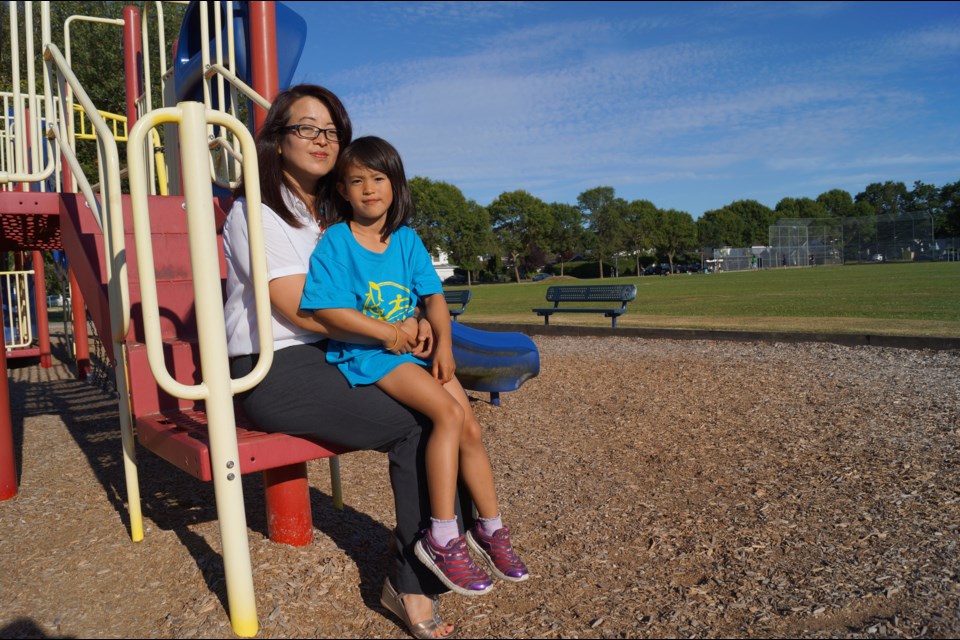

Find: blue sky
<box><xmin>288</xmin><ymin>1</ymin><xmax>960</xmax><ymax>219</ymax></box>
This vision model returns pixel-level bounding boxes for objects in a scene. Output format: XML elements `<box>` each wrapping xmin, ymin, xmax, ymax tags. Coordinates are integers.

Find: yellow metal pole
<box><xmin>180</xmin><ymin>101</ymin><xmax>258</xmax><ymax>637</ymax></box>
<box><xmin>128</xmin><ymin>102</ymin><xmax>259</xmax><ymax>637</ymax></box>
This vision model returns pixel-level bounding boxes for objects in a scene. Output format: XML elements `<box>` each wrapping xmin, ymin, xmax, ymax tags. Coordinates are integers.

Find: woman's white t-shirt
<box><xmin>223</xmin><ymin>187</ymin><xmax>324</xmax><ymax>357</ymax></box>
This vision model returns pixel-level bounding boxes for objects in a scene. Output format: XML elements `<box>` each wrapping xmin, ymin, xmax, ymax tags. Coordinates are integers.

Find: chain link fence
<box><xmin>707</xmin><ymin>213</ymin><xmax>949</xmax><ymax>272</ymax></box>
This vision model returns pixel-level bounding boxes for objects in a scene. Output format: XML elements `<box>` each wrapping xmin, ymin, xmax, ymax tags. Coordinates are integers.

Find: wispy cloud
<box><xmin>302</xmin><ymin>2</ymin><xmax>960</xmax><ymax>213</ymax></box>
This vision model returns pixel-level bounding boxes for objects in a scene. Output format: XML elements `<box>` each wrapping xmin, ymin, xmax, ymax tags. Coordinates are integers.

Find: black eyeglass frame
<box><xmin>283</xmin><ymin>124</ymin><xmax>342</xmax><ymax>142</ymax></box>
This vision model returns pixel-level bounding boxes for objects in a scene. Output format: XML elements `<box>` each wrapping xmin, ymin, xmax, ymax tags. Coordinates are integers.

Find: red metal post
<box><xmin>122</xmin><ymin>6</ymin><xmax>143</xmax><ymax>126</ymax></box>
<box><xmin>249</xmin><ymin>1</ymin><xmax>279</xmax><ymax>131</ymax></box>
<box><xmin>250</xmin><ymin>1</ymin><xmax>311</xmax><ymax>545</ymax></box>
<box><xmin>69</xmin><ymin>268</ymin><xmax>90</xmax><ymax>380</ymax></box>
<box><xmin>262</xmin><ymin>463</ymin><xmax>313</xmax><ymax>546</ymax></box>
<box><xmin>31</xmin><ymin>251</ymin><xmax>51</xmax><ymax>368</ymax></box>
<box><xmin>0</xmin><ymin>325</ymin><xmax>17</xmax><ymax>500</ymax></box>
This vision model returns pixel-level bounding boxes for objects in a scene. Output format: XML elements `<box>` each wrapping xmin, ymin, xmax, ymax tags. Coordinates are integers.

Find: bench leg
<box><xmin>263</xmin><ymin>462</ymin><xmax>313</xmax><ymax>546</ymax></box>
<box><xmin>490</xmin><ymin>391</ymin><xmax>501</xmax><ymax>407</ymax></box>
<box><xmin>329</xmin><ymin>455</ymin><xmax>343</xmax><ymax>510</ymax></box>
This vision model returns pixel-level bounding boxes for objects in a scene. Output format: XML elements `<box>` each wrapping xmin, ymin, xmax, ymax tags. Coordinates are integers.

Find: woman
<box><xmin>223</xmin><ymin>84</ymin><xmax>466</xmax><ymax>638</ymax></box>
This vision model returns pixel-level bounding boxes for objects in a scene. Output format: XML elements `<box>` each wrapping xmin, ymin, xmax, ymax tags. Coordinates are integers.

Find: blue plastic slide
<box><xmin>450</xmin><ymin>322</ymin><xmax>540</xmax><ymax>404</ymax></box>
<box><xmin>173</xmin><ymin>1</ymin><xmax>307</xmax><ymax>105</ymax></box>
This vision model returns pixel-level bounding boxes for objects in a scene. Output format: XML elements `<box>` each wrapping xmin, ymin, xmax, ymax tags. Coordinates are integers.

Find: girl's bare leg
<box><xmin>442</xmin><ymin>377</ymin><xmax>500</xmax><ymax>520</ymax></box>
<box><xmin>377</xmin><ymin>363</ymin><xmax>464</xmax><ymax>520</ymax></box>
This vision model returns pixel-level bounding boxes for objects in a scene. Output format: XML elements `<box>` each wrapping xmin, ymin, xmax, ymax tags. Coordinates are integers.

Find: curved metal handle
<box><xmin>127</xmin><ymin>103</ymin><xmax>273</xmax><ymax>401</ymax></box>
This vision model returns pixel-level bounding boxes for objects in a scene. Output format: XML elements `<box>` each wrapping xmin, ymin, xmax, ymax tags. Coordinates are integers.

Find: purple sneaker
<box><xmin>466</xmin><ymin>525</ymin><xmax>529</xmax><ymax>582</ymax></box>
<box><xmin>415</xmin><ymin>530</ymin><xmax>494</xmax><ymax>597</ymax></box>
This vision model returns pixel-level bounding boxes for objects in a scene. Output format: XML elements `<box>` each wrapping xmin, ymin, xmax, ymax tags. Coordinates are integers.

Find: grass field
<box><xmin>447</xmin><ymin>262</ymin><xmax>960</xmax><ymax>337</ymax></box>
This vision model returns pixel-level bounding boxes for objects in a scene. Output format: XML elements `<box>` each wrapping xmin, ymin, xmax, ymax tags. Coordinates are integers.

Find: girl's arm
<box><xmin>313</xmin><ymin>307</ymin><xmax>420</xmax><ymax>353</ymax></box>
<box><xmin>270</xmin><ymin>273</ymin><xmax>422</xmax><ymax>345</ymax></box>
<box><xmin>422</xmin><ymin>293</ymin><xmax>456</xmax><ymax>383</ymax></box>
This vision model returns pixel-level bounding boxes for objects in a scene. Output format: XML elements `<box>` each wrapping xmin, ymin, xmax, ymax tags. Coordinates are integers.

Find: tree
<box><xmin>409</xmin><ymin>177</ymin><xmax>461</xmax><ymax>256</ymax></box>
<box><xmin>547</xmin><ymin>202</ymin><xmax>583</xmax><ymax>277</ymax></box>
<box><xmin>448</xmin><ymin>200</ymin><xmax>493</xmax><ymax>286</ymax></box>
<box><xmin>623</xmin><ymin>199</ymin><xmax>657</xmax><ymax>275</ymax></box>
<box><xmin>487</xmin><ymin>190</ymin><xmax>552</xmax><ymax>283</ymax></box>
<box><xmin>697</xmin><ymin>207</ymin><xmax>747</xmax><ymax>249</ymax></box>
<box><xmin>697</xmin><ymin>200</ymin><xmax>775</xmax><ymax>248</ymax></box>
<box><xmin>578</xmin><ymin>186</ymin><xmax>627</xmax><ymax>279</ymax></box>
<box><xmin>652</xmin><ymin>209</ymin><xmax>697</xmax><ymax>271</ymax></box>
<box><xmin>816</xmin><ymin>189</ymin><xmax>856</xmax><ymax>218</ymax></box>
<box><xmin>938</xmin><ymin>180</ymin><xmax>960</xmax><ymax>237</ymax></box>
<box><xmin>409</xmin><ymin>177</ymin><xmax>492</xmax><ymax>286</ymax></box>
<box><xmin>774</xmin><ymin>197</ymin><xmax>827</xmax><ymax>220</ymax></box>
<box><xmin>730</xmin><ymin>200</ymin><xmax>778</xmax><ymax>245</ymax></box>
<box><xmin>855</xmin><ymin>181</ymin><xmax>909</xmax><ymax>216</ymax></box>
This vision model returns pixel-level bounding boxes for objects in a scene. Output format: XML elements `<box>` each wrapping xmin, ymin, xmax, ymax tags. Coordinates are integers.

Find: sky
<box><xmin>288</xmin><ymin>1</ymin><xmax>960</xmax><ymax>219</ymax></box>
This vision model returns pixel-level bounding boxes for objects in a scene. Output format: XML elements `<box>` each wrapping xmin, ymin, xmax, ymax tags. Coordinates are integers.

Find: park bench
<box><xmin>533</xmin><ymin>284</ymin><xmax>637</xmax><ymax>328</ymax></box>
<box><xmin>443</xmin><ymin>289</ymin><xmax>471</xmax><ymax>321</ymax></box>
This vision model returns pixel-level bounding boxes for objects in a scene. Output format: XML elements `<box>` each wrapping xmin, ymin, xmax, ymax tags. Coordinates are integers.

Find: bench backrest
<box><xmin>545</xmin><ymin>284</ymin><xmax>637</xmax><ymax>303</ymax></box>
<box><xmin>443</xmin><ymin>289</ymin><xmax>471</xmax><ymax>306</ymax></box>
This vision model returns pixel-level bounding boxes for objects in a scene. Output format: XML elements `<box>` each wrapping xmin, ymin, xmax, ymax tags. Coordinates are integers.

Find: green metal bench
<box><xmin>443</xmin><ymin>289</ymin><xmax>472</xmax><ymax>322</ymax></box>
<box><xmin>533</xmin><ymin>284</ymin><xmax>637</xmax><ymax>328</ymax></box>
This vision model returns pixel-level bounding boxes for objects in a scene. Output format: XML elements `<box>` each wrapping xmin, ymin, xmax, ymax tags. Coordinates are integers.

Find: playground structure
<box><xmin>0</xmin><ymin>2</ymin><xmax>539</xmax><ymax>636</ymax></box>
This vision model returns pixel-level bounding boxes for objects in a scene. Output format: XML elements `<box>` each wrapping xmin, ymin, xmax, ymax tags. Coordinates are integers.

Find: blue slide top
<box><xmin>450</xmin><ymin>322</ymin><xmax>540</xmax><ymax>394</ymax></box>
<box><xmin>173</xmin><ymin>1</ymin><xmax>307</xmax><ymax>105</ymax></box>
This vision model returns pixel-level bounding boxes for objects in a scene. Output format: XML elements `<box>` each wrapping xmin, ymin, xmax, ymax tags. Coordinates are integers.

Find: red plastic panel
<box><xmin>136</xmin><ymin>409</ymin><xmax>349</xmax><ymax>481</ymax></box>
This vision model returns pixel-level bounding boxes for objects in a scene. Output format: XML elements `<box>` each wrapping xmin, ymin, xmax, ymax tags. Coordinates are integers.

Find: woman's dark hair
<box><xmin>234</xmin><ymin>84</ymin><xmax>352</xmax><ymax>228</ymax></box>
<box><xmin>332</xmin><ymin>136</ymin><xmax>413</xmax><ymax>241</ymax></box>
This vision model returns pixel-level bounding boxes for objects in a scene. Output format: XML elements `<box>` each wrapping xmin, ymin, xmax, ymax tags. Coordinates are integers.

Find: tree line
<box><xmin>409</xmin><ymin>178</ymin><xmax>960</xmax><ymax>285</ymax></box>
<box><xmin>6</xmin><ymin>4</ymin><xmax>957</xmax><ymax>287</ymax></box>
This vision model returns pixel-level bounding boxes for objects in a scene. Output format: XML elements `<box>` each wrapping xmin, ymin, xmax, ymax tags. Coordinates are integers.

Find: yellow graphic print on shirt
<box><xmin>363</xmin><ymin>281</ymin><xmax>415</xmax><ymax>322</ymax></box>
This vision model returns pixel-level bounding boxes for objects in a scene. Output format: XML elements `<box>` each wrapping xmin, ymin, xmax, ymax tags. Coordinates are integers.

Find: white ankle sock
<box><xmin>477</xmin><ymin>513</ymin><xmax>503</xmax><ymax>536</ymax></box>
<box><xmin>430</xmin><ymin>517</ymin><xmax>459</xmax><ymax>547</ymax></box>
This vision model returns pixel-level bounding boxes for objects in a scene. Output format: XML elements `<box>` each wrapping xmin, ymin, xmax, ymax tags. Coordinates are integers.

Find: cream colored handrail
<box><xmin>140</xmin><ymin>2</ymin><xmax>189</xmax><ymax>195</ymax></box>
<box><xmin>128</xmin><ymin>105</ymin><xmax>273</xmax><ymax>399</ymax></box>
<box><xmin>1</xmin><ymin>271</ymin><xmax>35</xmax><ymax>349</ymax></box>
<box><xmin>127</xmin><ymin>102</ymin><xmax>271</xmax><ymax>637</ymax></box>
<box><xmin>0</xmin><ymin>2</ymin><xmax>56</xmax><ymax>186</ymax></box>
<box><xmin>201</xmin><ymin>63</ymin><xmax>271</xmax><ymax>190</ymax></box>
<box><xmin>43</xmin><ymin>41</ymin><xmax>144</xmax><ymax>546</ymax></box>
<box><xmin>44</xmin><ymin>43</ymin><xmax>129</xmax><ymax>343</ymax></box>
<box><xmin>203</xmin><ymin>63</ymin><xmax>271</xmax><ymax>111</ymax></box>
<box><xmin>63</xmin><ymin>14</ymin><xmax>125</xmax><ymax>178</ymax></box>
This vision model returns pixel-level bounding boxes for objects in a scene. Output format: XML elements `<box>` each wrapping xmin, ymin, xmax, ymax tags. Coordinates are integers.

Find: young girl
<box><xmin>300</xmin><ymin>136</ymin><xmax>528</xmax><ymax>597</ymax></box>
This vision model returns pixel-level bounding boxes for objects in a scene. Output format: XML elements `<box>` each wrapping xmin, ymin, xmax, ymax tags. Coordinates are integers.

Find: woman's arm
<box><xmin>313</xmin><ymin>307</ymin><xmax>419</xmax><ymax>353</ymax></box>
<box><xmin>269</xmin><ymin>273</ymin><xmax>330</xmax><ymax>334</ymax></box>
<box><xmin>270</xmin><ymin>273</ymin><xmax>420</xmax><ymax>346</ymax></box>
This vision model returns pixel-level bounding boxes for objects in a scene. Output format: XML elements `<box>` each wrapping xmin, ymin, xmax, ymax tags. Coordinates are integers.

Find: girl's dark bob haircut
<box><xmin>333</xmin><ymin>136</ymin><xmax>413</xmax><ymax>241</ymax></box>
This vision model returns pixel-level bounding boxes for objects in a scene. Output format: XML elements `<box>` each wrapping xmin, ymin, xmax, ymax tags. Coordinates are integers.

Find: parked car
<box><xmin>531</xmin><ymin>273</ymin><xmax>551</xmax><ymax>281</ymax></box>
<box><xmin>871</xmin><ymin>254</ymin><xmax>884</xmax><ymax>262</ymax></box>
<box><xmin>443</xmin><ymin>274</ymin><xmax>467</xmax><ymax>285</ymax></box>
<box><xmin>46</xmin><ymin>294</ymin><xmax>63</xmax><ymax>307</ymax></box>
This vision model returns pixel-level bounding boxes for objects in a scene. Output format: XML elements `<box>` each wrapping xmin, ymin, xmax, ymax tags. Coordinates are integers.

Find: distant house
<box><xmin>431</xmin><ymin>249</ymin><xmax>456</xmax><ymax>282</ymax></box>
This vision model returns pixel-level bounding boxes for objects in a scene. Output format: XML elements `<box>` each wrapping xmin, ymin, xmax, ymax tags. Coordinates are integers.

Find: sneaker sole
<box><xmin>414</xmin><ymin>539</ymin><xmax>494</xmax><ymax>597</ymax></box>
<box><xmin>466</xmin><ymin>531</ymin><xmax>530</xmax><ymax>583</ymax></box>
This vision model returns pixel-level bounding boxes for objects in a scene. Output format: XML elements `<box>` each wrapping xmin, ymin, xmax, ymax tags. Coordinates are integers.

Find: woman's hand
<box><xmin>384</xmin><ymin>321</ymin><xmax>419</xmax><ymax>354</ymax></box>
<box><xmin>412</xmin><ymin>317</ymin><xmax>434</xmax><ymax>358</ymax></box>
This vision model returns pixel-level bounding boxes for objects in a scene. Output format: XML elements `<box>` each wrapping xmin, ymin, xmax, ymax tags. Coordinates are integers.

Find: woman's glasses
<box><xmin>284</xmin><ymin>124</ymin><xmax>341</xmax><ymax>142</ymax></box>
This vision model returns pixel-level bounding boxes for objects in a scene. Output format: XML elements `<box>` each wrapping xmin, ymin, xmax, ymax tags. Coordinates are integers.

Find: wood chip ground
<box><xmin>2</xmin><ymin>335</ymin><xmax>958</xmax><ymax>638</ymax></box>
